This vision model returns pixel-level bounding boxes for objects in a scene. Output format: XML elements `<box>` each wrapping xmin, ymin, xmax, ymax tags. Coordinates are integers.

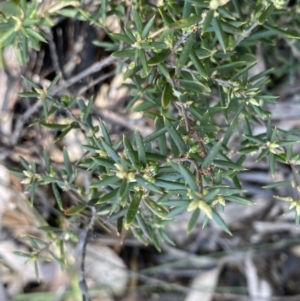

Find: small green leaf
<box><xmin>243</xmin><ymin>135</ymin><xmax>265</xmax><ymax>145</ymax></box>
<box><xmin>158</xmin><ymin>7</ymin><xmax>174</xmax><ymax>25</ymax></box>
<box><xmin>136</xmin><ymin>214</ymin><xmax>150</xmax><ymax>238</ymax></box>
<box><xmin>155</xmin><ymin>118</ymin><xmax>168</xmax><ymax>156</ymax></box>
<box><xmin>159</xmin><ymin>228</ymin><xmax>175</xmax><ymax>245</ymax></box>
<box><xmin>158</xmin><ymin>63</ymin><xmax>170</xmax><ymax>79</ymax></box>
<box><xmin>212</xmin><ymin>17</ymin><xmax>226</xmax><ymax>53</ymax></box>
<box><xmin>144</xmin><ymin>197</ymin><xmax>169</xmax><ymax>219</ymax></box>
<box><xmin>264</xmin><ymin>23</ymin><xmax>300</xmax><ymax>39</ymax></box>
<box><xmin>178</xmin><ymin>79</ymin><xmax>210</xmax><ymax>93</ymax></box>
<box><xmin>111</xmin><ymin>49</ymin><xmax>136</xmax><ymax>58</ymax></box>
<box><xmin>214</xmin><ymin>159</ymin><xmax>246</xmax><ymax>171</ymax></box>
<box><xmin>135</xmin><ymin>176</ymin><xmax>162</xmax><ymax>194</ymax></box>
<box><xmin>123</xmin><ymin>135</ymin><xmax>138</xmax><ymax>164</ymax></box>
<box><xmin>124</xmin><ymin>27</ymin><xmax>136</xmax><ymax>42</ymax></box>
<box><xmin>202</xmin><ymin>139</ymin><xmax>223</xmax><ymax>169</ymax></box>
<box><xmin>21</xmin><ymin>76</ymin><xmax>41</xmax><ymax>89</ymax></box>
<box><xmin>49</xmin><ymin>250</ymin><xmax>65</xmax><ymax>269</ymax></box>
<box><xmin>34</xmin><ymin>260</ymin><xmax>40</xmax><ymax>283</ymax></box>
<box><xmin>0</xmin><ymin>27</ymin><xmax>15</xmax><ymax>47</ymax></box>
<box><xmin>135</xmin><ymin>131</ymin><xmax>146</xmax><ymax>165</ymax></box>
<box><xmin>164</xmin><ymin>117</ymin><xmax>187</xmax><ymax>154</ymax></box>
<box><xmin>148</xmin><ymin>49</ymin><xmax>171</xmax><ymax>66</ymax></box>
<box><xmin>12</xmin><ymin>251</ymin><xmax>32</xmax><ymax>258</ymax></box>
<box><xmin>99</xmin><ymin>119</ymin><xmax>112</xmax><ymax>145</ymax></box>
<box><xmin>19</xmin><ymin>156</ymin><xmax>30</xmax><ymax>170</ymax></box>
<box><xmin>139</xmin><ymin>49</ymin><xmax>150</xmax><ymax>76</ymax></box>
<box><xmin>148</xmin><ymin>227</ymin><xmax>161</xmax><ymax>252</ymax></box>
<box><xmin>54</xmin><ymin>126</ymin><xmax>73</xmax><ymax>142</ymax></box>
<box><xmin>83</xmin><ymin>96</ymin><xmax>93</xmax><ymax>121</ymax></box>
<box><xmin>144</xmin><ymin>126</ymin><xmax>167</xmax><ymax>143</ymax></box>
<box><xmin>18</xmin><ymin>91</ymin><xmax>39</xmax><ymax>98</ymax></box>
<box><xmin>142</xmin><ymin>14</ymin><xmax>156</xmax><ymax>38</ymax></box>
<box><xmin>177</xmin><ymin>33</ymin><xmax>196</xmax><ymax>69</ymax></box>
<box><xmin>110</xmin><ymin>33</ymin><xmax>132</xmax><ymax>44</ymax></box>
<box><xmin>47</xmin><ymin>74</ymin><xmax>60</xmax><ymax>93</ymax></box>
<box><xmin>26</xmin><ymin>27</ymin><xmax>47</xmax><ymax>43</ymax></box>
<box><xmin>41</xmin><ymin>123</ymin><xmax>69</xmax><ymax>130</ymax></box>
<box><xmin>38</xmin><ymin>226</ymin><xmax>63</xmax><ymax>232</ymax></box>
<box><xmin>166</xmin><ymin>203</ymin><xmax>189</xmax><ymax>218</ymax></box>
<box><xmin>90</xmin><ymin>157</ymin><xmax>115</xmax><ymax>169</ymax></box>
<box><xmin>226</xmin><ymin>195</ymin><xmax>253</xmax><ymax>205</ymax></box>
<box><xmin>189</xmin><ymin>50</ymin><xmax>208</xmax><ymax>79</ymax></box>
<box><xmin>52</xmin><ymin>183</ymin><xmax>63</xmax><ymax>211</ymax></box>
<box><xmin>176</xmin><ymin>164</ymin><xmax>198</xmax><ymax>191</ymax></box>
<box><xmin>161</xmin><ymin>82</ymin><xmax>173</xmax><ymax>109</ymax></box>
<box><xmin>202</xmin><ymin>9</ymin><xmax>214</xmax><ymax>33</ymax></box>
<box><xmin>117</xmin><ymin>179</ymin><xmax>128</xmax><ymax>199</ymax></box>
<box><xmin>212</xmin><ymin>209</ymin><xmax>232</xmax><ymax>235</ymax></box>
<box><xmin>101</xmin><ymin>139</ymin><xmax>120</xmax><ymax>163</ymax></box>
<box><xmin>125</xmin><ymin>191</ymin><xmax>143</xmax><ymax>227</ymax></box>
<box><xmin>155</xmin><ymin>179</ymin><xmax>187</xmax><ymax>190</ymax></box>
<box><xmin>188</xmin><ymin>208</ymin><xmax>200</xmax><ymax>233</ymax></box>
<box><xmin>269</xmin><ymin>152</ymin><xmax>275</xmax><ymax>177</ymax></box>
<box><xmin>263</xmin><ymin>180</ymin><xmax>292</xmax><ymax>189</ymax></box>
<box><xmin>231</xmin><ymin>62</ymin><xmax>257</xmax><ymax>81</ymax></box>
<box><xmin>8</xmin><ymin>168</ymin><xmax>24</xmax><ymax>177</ymax></box>
<box><xmin>91</xmin><ymin>175</ymin><xmax>121</xmax><ymax>187</ymax></box>
<box><xmin>132</xmin><ymin>8</ymin><xmax>143</xmax><ymax>32</ymax></box>
<box><xmin>256</xmin><ymin>147</ymin><xmax>269</xmax><ymax>162</ymax></box>
<box><xmin>259</xmin><ymin>4</ymin><xmax>274</xmax><ymax>24</ymax></box>
<box><xmin>65</xmin><ymin>203</ymin><xmax>87</xmax><ymax>215</ymax></box>
<box><xmin>168</xmin><ymin>14</ymin><xmax>203</xmax><ymax>30</ymax></box>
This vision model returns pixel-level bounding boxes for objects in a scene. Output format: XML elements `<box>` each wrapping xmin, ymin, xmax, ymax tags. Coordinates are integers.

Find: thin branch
<box><xmin>172</xmin><ymin>19</ymin><xmax>204</xmax><ymax>53</ymax></box>
<box><xmin>234</xmin><ymin>21</ymin><xmax>259</xmax><ymax>48</ymax></box>
<box><xmin>78</xmin><ymin>71</ymin><xmax>115</xmax><ymax>96</ymax></box>
<box><xmin>44</xmin><ymin>27</ymin><xmax>66</xmax><ymax>81</ymax></box>
<box><xmin>78</xmin><ymin>206</ymin><xmax>96</xmax><ymax>301</ymax></box>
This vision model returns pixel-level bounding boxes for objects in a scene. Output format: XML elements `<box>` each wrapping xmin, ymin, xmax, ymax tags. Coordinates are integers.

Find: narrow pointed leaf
<box><xmin>52</xmin><ymin>183</ymin><xmax>63</xmax><ymax>211</ymax></box>
<box><xmin>144</xmin><ymin>197</ymin><xmax>169</xmax><ymax>219</ymax></box>
<box><xmin>212</xmin><ymin>209</ymin><xmax>232</xmax><ymax>235</ymax></box>
<box><xmin>212</xmin><ymin>17</ymin><xmax>226</xmax><ymax>53</ymax></box>
<box><xmin>135</xmin><ymin>130</ymin><xmax>146</xmax><ymax>165</ymax></box>
<box><xmin>123</xmin><ymin>135</ymin><xmax>138</xmax><ymax>164</ymax></box>
<box><xmin>161</xmin><ymin>82</ymin><xmax>172</xmax><ymax>109</ymax></box>
<box><xmin>142</xmin><ymin>14</ymin><xmax>156</xmax><ymax>38</ymax></box>
<box><xmin>164</xmin><ymin>117</ymin><xmax>187</xmax><ymax>154</ymax></box>
<box><xmin>65</xmin><ymin>203</ymin><xmax>87</xmax><ymax>215</ymax></box>
<box><xmin>63</xmin><ymin>148</ymin><xmax>72</xmax><ymax>181</ymax></box>
<box><xmin>177</xmin><ymin>33</ymin><xmax>196</xmax><ymax>69</ymax></box>
<box><xmin>101</xmin><ymin>139</ymin><xmax>120</xmax><ymax>163</ymax></box>
<box><xmin>202</xmin><ymin>139</ymin><xmax>223</xmax><ymax>169</ymax></box>
<box><xmin>188</xmin><ymin>208</ymin><xmax>200</xmax><ymax>233</ymax></box>
<box><xmin>125</xmin><ymin>191</ymin><xmax>143</xmax><ymax>227</ymax></box>
<box><xmin>132</xmin><ymin>8</ymin><xmax>143</xmax><ymax>32</ymax></box>
<box><xmin>136</xmin><ymin>176</ymin><xmax>161</xmax><ymax>194</ymax></box>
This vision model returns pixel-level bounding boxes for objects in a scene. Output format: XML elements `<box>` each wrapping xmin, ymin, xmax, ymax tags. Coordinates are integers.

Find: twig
<box><xmin>50</xmin><ymin>56</ymin><xmax>117</xmax><ymax>97</ymax></box>
<box><xmin>172</xmin><ymin>19</ymin><xmax>204</xmax><ymax>53</ymax></box>
<box><xmin>78</xmin><ymin>71</ymin><xmax>115</xmax><ymax>96</ymax></box>
<box><xmin>44</xmin><ymin>27</ymin><xmax>66</xmax><ymax>81</ymax></box>
<box><xmin>234</xmin><ymin>21</ymin><xmax>259</xmax><ymax>48</ymax></box>
<box><xmin>78</xmin><ymin>206</ymin><xmax>96</xmax><ymax>301</ymax></box>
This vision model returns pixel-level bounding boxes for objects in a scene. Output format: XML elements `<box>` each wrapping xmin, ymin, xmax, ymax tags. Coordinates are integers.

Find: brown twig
<box><xmin>78</xmin><ymin>206</ymin><xmax>96</xmax><ymax>301</ymax></box>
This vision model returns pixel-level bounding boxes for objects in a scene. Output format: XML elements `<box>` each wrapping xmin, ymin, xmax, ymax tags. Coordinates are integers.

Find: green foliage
<box><xmin>3</xmin><ymin>0</ymin><xmax>300</xmax><ymax>270</ymax></box>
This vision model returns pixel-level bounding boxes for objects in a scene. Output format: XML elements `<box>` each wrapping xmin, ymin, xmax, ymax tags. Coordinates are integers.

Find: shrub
<box><xmin>1</xmin><ymin>0</ymin><xmax>300</xmax><ymax>297</ymax></box>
